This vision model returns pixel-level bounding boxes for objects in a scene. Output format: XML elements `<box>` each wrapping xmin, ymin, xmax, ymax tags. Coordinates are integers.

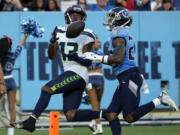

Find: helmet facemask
<box><xmin>65</xmin><ymin>5</ymin><xmax>87</xmax><ymax>24</ymax></box>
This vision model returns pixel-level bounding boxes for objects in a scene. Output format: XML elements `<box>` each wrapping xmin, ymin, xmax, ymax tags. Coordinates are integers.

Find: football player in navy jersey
<box><xmin>11</xmin><ymin>5</ymin><xmax>103</xmax><ymax>132</ymax></box>
<box><xmin>0</xmin><ymin>34</ymin><xmax>28</xmax><ymax>135</ymax></box>
<box><xmin>83</xmin><ymin>7</ymin><xmax>179</xmax><ymax>135</ymax></box>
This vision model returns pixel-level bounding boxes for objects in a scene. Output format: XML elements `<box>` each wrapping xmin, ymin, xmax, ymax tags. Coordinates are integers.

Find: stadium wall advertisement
<box><xmin>0</xmin><ymin>12</ymin><xmax>180</xmax><ymax>110</ymax></box>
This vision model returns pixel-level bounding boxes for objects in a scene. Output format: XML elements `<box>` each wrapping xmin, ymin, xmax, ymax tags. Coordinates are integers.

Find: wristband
<box><xmin>103</xmin><ymin>55</ymin><xmax>109</xmax><ymax>64</ymax></box>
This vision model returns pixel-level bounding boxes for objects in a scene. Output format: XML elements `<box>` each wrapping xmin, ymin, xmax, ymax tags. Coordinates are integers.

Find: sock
<box><xmin>89</xmin><ymin>120</ymin><xmax>96</xmax><ymax>126</ymax></box>
<box><xmin>72</xmin><ymin>110</ymin><xmax>100</xmax><ymax>121</ymax></box>
<box><xmin>109</xmin><ymin>118</ymin><xmax>121</xmax><ymax>135</ymax></box>
<box><xmin>31</xmin><ymin>114</ymin><xmax>37</xmax><ymax>120</ymax></box>
<box><xmin>132</xmin><ymin>101</ymin><xmax>155</xmax><ymax>122</ymax></box>
<box><xmin>8</xmin><ymin>128</ymin><xmax>14</xmax><ymax>135</ymax></box>
<box><xmin>32</xmin><ymin>91</ymin><xmax>51</xmax><ymax>118</ymax></box>
<box><xmin>152</xmin><ymin>98</ymin><xmax>161</xmax><ymax>107</ymax></box>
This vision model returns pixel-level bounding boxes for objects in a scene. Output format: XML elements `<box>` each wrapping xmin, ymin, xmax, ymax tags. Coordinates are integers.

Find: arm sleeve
<box><xmin>11</xmin><ymin>45</ymin><xmax>23</xmax><ymax>60</ymax></box>
<box><xmin>75</xmin><ymin>57</ymin><xmax>92</xmax><ymax>67</ymax></box>
<box><xmin>66</xmin><ymin>53</ymin><xmax>92</xmax><ymax>67</ymax></box>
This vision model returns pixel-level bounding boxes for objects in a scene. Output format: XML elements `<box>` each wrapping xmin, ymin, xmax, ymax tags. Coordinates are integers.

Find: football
<box><xmin>66</xmin><ymin>21</ymin><xmax>85</xmax><ymax>38</ymax></box>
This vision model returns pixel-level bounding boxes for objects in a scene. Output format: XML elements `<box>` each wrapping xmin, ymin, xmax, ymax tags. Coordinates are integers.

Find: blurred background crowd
<box><xmin>0</xmin><ymin>0</ymin><xmax>179</xmax><ymax>12</ymax></box>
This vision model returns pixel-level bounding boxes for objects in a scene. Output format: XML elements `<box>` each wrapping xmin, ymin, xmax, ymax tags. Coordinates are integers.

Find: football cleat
<box><xmin>10</xmin><ymin>116</ymin><xmax>36</xmax><ymax>132</ymax></box>
<box><xmin>92</xmin><ymin>124</ymin><xmax>103</xmax><ymax>134</ymax></box>
<box><xmin>158</xmin><ymin>90</ymin><xmax>179</xmax><ymax>112</ymax></box>
<box><xmin>88</xmin><ymin>121</ymin><xmax>96</xmax><ymax>132</ymax></box>
<box><xmin>92</xmin><ymin>128</ymin><xmax>103</xmax><ymax>135</ymax></box>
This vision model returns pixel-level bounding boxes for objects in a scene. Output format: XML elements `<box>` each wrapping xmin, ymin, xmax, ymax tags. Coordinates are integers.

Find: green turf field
<box><xmin>1</xmin><ymin>126</ymin><xmax>180</xmax><ymax>135</ymax></box>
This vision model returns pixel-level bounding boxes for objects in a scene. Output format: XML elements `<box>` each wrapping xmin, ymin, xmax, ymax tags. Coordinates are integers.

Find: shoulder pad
<box><xmin>82</xmin><ymin>28</ymin><xmax>96</xmax><ymax>41</ymax></box>
<box><xmin>56</xmin><ymin>26</ymin><xmax>66</xmax><ymax>33</ymax></box>
<box><xmin>111</xmin><ymin>27</ymin><xmax>129</xmax><ymax>38</ymax></box>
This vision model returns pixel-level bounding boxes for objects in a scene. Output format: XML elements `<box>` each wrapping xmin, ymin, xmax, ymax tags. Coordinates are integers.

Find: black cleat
<box><xmin>10</xmin><ymin>116</ymin><xmax>36</xmax><ymax>132</ymax></box>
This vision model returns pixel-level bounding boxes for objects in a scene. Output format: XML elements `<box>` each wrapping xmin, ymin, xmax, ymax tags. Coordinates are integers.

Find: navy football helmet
<box><xmin>103</xmin><ymin>7</ymin><xmax>132</xmax><ymax>31</ymax></box>
<box><xmin>65</xmin><ymin>5</ymin><xmax>87</xmax><ymax>24</ymax></box>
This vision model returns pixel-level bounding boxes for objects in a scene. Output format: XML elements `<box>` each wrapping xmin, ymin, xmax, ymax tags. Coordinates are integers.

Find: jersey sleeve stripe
<box><xmin>56</xmin><ymin>29</ymin><xmax>66</xmax><ymax>33</ymax></box>
<box><xmin>81</xmin><ymin>31</ymin><xmax>96</xmax><ymax>41</ymax></box>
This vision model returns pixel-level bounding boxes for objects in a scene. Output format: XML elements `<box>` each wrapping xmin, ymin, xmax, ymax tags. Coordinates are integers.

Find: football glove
<box><xmin>82</xmin><ymin>52</ymin><xmax>109</xmax><ymax>64</ymax></box>
<box><xmin>50</xmin><ymin>26</ymin><xmax>59</xmax><ymax>44</ymax></box>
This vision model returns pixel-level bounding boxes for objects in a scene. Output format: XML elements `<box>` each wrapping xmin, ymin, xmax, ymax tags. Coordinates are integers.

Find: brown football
<box><xmin>66</xmin><ymin>21</ymin><xmax>85</xmax><ymax>38</ymax></box>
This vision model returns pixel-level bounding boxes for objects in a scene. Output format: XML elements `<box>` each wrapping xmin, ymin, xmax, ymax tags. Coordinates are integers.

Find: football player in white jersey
<box><xmin>10</xmin><ymin>5</ymin><xmax>103</xmax><ymax>132</ymax></box>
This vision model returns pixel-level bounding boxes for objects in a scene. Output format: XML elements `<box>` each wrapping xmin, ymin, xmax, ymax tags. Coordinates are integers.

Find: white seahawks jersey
<box><xmin>55</xmin><ymin>26</ymin><xmax>95</xmax><ymax>83</ymax></box>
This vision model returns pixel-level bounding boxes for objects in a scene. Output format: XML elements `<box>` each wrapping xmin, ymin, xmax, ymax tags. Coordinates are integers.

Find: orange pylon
<box><xmin>49</xmin><ymin>111</ymin><xmax>59</xmax><ymax>135</ymax></box>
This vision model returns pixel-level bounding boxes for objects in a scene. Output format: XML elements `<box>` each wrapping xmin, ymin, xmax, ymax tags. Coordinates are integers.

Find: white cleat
<box><xmin>92</xmin><ymin>124</ymin><xmax>103</xmax><ymax>134</ymax></box>
<box><xmin>158</xmin><ymin>90</ymin><xmax>179</xmax><ymax>112</ymax></box>
<box><xmin>88</xmin><ymin>122</ymin><xmax>96</xmax><ymax>133</ymax></box>
<box><xmin>92</xmin><ymin>128</ymin><xmax>103</xmax><ymax>134</ymax></box>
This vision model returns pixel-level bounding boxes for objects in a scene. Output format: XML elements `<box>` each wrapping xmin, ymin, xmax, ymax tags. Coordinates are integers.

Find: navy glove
<box><xmin>50</xmin><ymin>26</ymin><xmax>59</xmax><ymax>44</ymax></box>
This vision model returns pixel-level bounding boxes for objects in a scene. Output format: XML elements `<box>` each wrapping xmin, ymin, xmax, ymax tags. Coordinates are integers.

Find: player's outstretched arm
<box><xmin>108</xmin><ymin>37</ymin><xmax>126</xmax><ymax>64</ymax></box>
<box><xmin>48</xmin><ymin>42</ymin><xmax>59</xmax><ymax>59</ymax></box>
<box><xmin>19</xmin><ymin>34</ymin><xmax>28</xmax><ymax>46</ymax></box>
<box><xmin>83</xmin><ymin>37</ymin><xmax>126</xmax><ymax>65</ymax></box>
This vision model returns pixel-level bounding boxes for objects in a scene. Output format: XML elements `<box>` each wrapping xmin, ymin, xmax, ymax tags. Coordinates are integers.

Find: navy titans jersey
<box><xmin>88</xmin><ymin>49</ymin><xmax>103</xmax><ymax>70</ymax></box>
<box><xmin>109</xmin><ymin>27</ymin><xmax>136</xmax><ymax>76</ymax></box>
<box><xmin>3</xmin><ymin>45</ymin><xmax>22</xmax><ymax>76</ymax></box>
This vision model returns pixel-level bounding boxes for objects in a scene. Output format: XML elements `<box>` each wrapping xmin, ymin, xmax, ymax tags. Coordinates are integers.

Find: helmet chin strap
<box><xmin>121</xmin><ymin>19</ymin><xmax>130</xmax><ymax>28</ymax></box>
<box><xmin>67</xmin><ymin>13</ymin><xmax>72</xmax><ymax>24</ymax></box>
<box><xmin>67</xmin><ymin>12</ymin><xmax>85</xmax><ymax>24</ymax></box>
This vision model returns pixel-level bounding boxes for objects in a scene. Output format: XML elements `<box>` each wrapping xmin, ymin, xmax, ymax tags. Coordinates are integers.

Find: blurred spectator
<box><xmin>134</xmin><ymin>0</ymin><xmax>151</xmax><ymax>11</ymax></box>
<box><xmin>150</xmin><ymin>0</ymin><xmax>162</xmax><ymax>11</ymax></box>
<box><xmin>174</xmin><ymin>0</ymin><xmax>180</xmax><ymax>10</ymax></box>
<box><xmin>157</xmin><ymin>0</ymin><xmax>175</xmax><ymax>10</ymax></box>
<box><xmin>31</xmin><ymin>0</ymin><xmax>46</xmax><ymax>11</ymax></box>
<box><xmin>21</xmin><ymin>0</ymin><xmax>33</xmax><ymax>10</ymax></box>
<box><xmin>92</xmin><ymin>0</ymin><xmax>113</xmax><ymax>11</ymax></box>
<box><xmin>46</xmin><ymin>0</ymin><xmax>61</xmax><ymax>11</ymax></box>
<box><xmin>109</xmin><ymin>0</ymin><xmax>115</xmax><ymax>5</ymax></box>
<box><xmin>77</xmin><ymin>0</ymin><xmax>88</xmax><ymax>11</ymax></box>
<box><xmin>114</xmin><ymin>0</ymin><xmax>135</xmax><ymax>11</ymax></box>
<box><xmin>0</xmin><ymin>0</ymin><xmax>23</xmax><ymax>11</ymax></box>
<box><xmin>55</xmin><ymin>0</ymin><xmax>61</xmax><ymax>9</ymax></box>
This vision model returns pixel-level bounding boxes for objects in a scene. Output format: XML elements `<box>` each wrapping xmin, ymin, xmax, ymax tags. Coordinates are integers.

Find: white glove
<box><xmin>82</xmin><ymin>52</ymin><xmax>109</xmax><ymax>63</ymax></box>
<box><xmin>141</xmin><ymin>74</ymin><xmax>150</xmax><ymax>94</ymax></box>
